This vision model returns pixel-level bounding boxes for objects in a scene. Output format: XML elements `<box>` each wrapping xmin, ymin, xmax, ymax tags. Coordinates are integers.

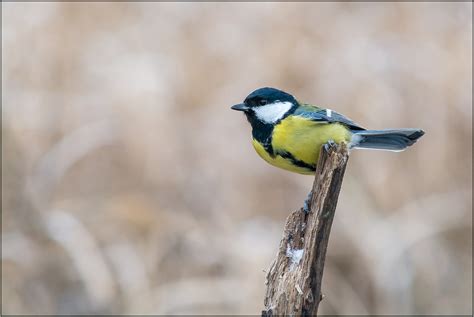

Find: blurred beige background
<box><xmin>2</xmin><ymin>2</ymin><xmax>472</xmax><ymax>315</ymax></box>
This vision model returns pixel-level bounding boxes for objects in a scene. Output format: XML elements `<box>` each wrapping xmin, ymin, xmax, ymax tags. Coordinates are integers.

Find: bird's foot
<box><xmin>303</xmin><ymin>190</ymin><xmax>313</xmax><ymax>214</ymax></box>
<box><xmin>324</xmin><ymin>139</ymin><xmax>337</xmax><ymax>152</ymax></box>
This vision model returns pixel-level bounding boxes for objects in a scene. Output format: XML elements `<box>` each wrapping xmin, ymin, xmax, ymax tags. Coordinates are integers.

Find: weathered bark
<box><xmin>262</xmin><ymin>143</ymin><xmax>349</xmax><ymax>316</ymax></box>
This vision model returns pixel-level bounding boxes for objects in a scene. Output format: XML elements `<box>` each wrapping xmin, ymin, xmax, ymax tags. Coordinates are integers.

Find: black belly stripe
<box><xmin>275</xmin><ymin>150</ymin><xmax>316</xmax><ymax>171</ymax></box>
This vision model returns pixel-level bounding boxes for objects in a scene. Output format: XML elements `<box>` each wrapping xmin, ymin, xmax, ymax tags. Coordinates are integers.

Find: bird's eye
<box><xmin>259</xmin><ymin>99</ymin><xmax>267</xmax><ymax>106</ymax></box>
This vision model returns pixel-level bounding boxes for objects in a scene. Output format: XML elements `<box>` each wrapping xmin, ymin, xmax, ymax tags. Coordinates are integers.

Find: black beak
<box><xmin>231</xmin><ymin>103</ymin><xmax>249</xmax><ymax>111</ymax></box>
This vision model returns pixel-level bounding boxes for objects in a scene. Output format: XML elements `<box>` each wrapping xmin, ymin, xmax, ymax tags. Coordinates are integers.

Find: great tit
<box><xmin>231</xmin><ymin>87</ymin><xmax>424</xmax><ymax>175</ymax></box>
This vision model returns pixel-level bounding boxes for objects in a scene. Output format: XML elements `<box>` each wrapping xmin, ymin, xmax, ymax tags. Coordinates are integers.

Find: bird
<box><xmin>231</xmin><ymin>87</ymin><xmax>424</xmax><ymax>176</ymax></box>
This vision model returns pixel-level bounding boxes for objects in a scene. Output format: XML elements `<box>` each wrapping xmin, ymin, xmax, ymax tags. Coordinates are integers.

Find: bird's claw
<box><xmin>303</xmin><ymin>201</ymin><xmax>310</xmax><ymax>214</ymax></box>
<box><xmin>303</xmin><ymin>191</ymin><xmax>313</xmax><ymax>214</ymax></box>
<box><xmin>324</xmin><ymin>139</ymin><xmax>336</xmax><ymax>152</ymax></box>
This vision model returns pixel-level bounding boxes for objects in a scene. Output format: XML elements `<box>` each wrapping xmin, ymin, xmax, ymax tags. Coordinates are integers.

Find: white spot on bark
<box><xmin>286</xmin><ymin>244</ymin><xmax>304</xmax><ymax>271</ymax></box>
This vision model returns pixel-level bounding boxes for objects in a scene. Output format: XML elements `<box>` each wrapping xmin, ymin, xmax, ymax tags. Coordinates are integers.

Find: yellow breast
<box><xmin>252</xmin><ymin>115</ymin><xmax>351</xmax><ymax>175</ymax></box>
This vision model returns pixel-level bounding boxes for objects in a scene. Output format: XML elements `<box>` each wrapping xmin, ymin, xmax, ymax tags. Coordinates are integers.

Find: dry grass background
<box><xmin>1</xmin><ymin>2</ymin><xmax>472</xmax><ymax>315</ymax></box>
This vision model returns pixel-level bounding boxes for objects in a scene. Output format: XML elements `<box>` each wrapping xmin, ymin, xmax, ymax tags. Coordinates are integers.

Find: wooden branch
<box><xmin>262</xmin><ymin>143</ymin><xmax>349</xmax><ymax>316</ymax></box>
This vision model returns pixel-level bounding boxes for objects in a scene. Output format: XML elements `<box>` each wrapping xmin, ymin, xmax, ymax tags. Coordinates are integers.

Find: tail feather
<box><xmin>350</xmin><ymin>128</ymin><xmax>425</xmax><ymax>151</ymax></box>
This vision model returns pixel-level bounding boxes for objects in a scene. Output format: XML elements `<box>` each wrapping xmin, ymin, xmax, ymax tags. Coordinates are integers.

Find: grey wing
<box><xmin>294</xmin><ymin>105</ymin><xmax>365</xmax><ymax>131</ymax></box>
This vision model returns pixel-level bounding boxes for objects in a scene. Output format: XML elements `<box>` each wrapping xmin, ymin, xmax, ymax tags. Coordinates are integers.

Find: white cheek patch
<box><xmin>253</xmin><ymin>101</ymin><xmax>293</xmax><ymax>124</ymax></box>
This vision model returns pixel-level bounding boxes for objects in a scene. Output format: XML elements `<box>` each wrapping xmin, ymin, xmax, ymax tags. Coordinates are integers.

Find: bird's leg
<box><xmin>324</xmin><ymin>139</ymin><xmax>336</xmax><ymax>152</ymax></box>
<box><xmin>303</xmin><ymin>190</ymin><xmax>313</xmax><ymax>214</ymax></box>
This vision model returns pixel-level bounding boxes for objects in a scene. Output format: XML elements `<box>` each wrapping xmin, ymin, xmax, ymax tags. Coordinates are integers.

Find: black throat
<box><xmin>245</xmin><ymin>113</ymin><xmax>275</xmax><ymax>153</ymax></box>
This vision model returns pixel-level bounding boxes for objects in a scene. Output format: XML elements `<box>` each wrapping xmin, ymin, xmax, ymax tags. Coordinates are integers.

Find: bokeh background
<box><xmin>2</xmin><ymin>2</ymin><xmax>472</xmax><ymax>315</ymax></box>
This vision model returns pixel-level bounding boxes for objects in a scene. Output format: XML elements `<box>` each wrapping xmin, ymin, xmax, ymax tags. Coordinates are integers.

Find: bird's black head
<box><xmin>242</xmin><ymin>87</ymin><xmax>298</xmax><ymax>109</ymax></box>
<box><xmin>231</xmin><ymin>87</ymin><xmax>298</xmax><ymax>125</ymax></box>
